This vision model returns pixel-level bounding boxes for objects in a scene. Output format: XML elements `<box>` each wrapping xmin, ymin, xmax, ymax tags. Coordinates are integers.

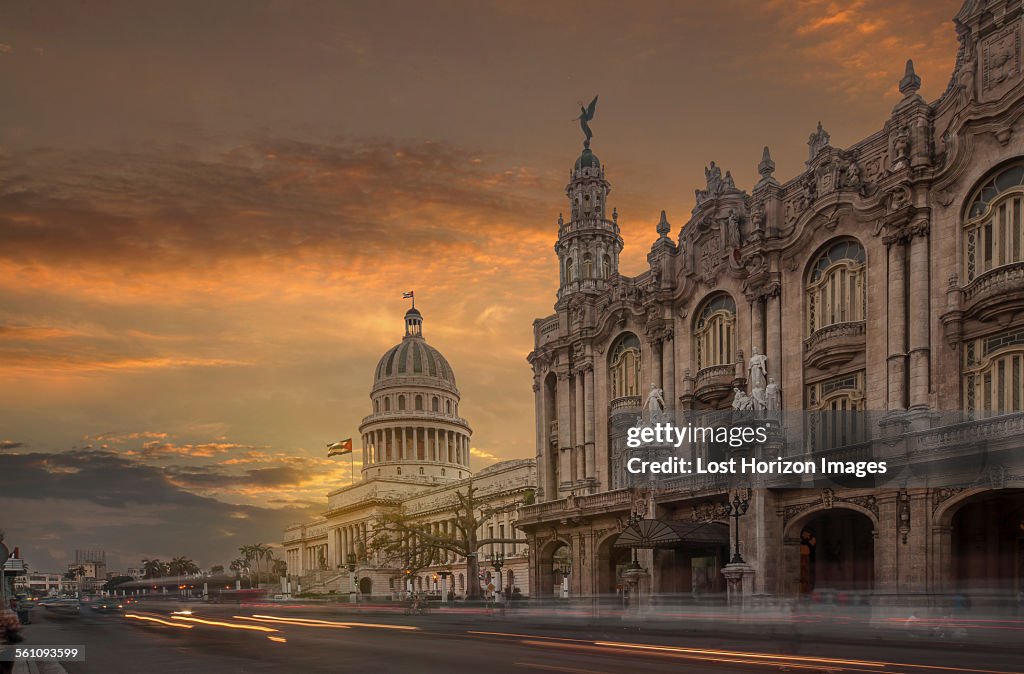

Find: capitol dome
<box><xmin>358</xmin><ymin>305</ymin><xmax>472</xmax><ymax>483</ymax></box>
<box><xmin>373</xmin><ymin>309</ymin><xmax>457</xmax><ymax>391</ymax></box>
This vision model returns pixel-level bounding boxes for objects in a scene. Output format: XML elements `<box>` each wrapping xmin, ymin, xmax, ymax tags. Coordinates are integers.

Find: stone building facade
<box><xmin>520</xmin><ymin>0</ymin><xmax>1024</xmax><ymax>603</ymax></box>
<box><xmin>284</xmin><ymin>308</ymin><xmax>536</xmax><ymax>599</ymax></box>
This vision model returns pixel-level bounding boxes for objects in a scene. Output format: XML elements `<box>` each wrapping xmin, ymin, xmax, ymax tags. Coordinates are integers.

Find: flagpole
<box><xmin>351</xmin><ymin>450</ymin><xmax>355</xmax><ymax>485</ymax></box>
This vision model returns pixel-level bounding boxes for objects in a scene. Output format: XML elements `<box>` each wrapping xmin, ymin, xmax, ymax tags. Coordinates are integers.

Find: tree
<box><xmin>271</xmin><ymin>559</ymin><xmax>287</xmax><ymax>579</ymax></box>
<box><xmin>141</xmin><ymin>558</ymin><xmax>168</xmax><ymax>579</ymax></box>
<box><xmin>104</xmin><ymin>575</ymin><xmax>134</xmax><ymax>592</ymax></box>
<box><xmin>210</xmin><ymin>565</ymin><xmax>224</xmax><ymax>574</ymax></box>
<box><xmin>367</xmin><ymin>483</ymin><xmax>527</xmax><ymax>600</ymax></box>
<box><xmin>64</xmin><ymin>565</ymin><xmax>85</xmax><ymax>581</ymax></box>
<box><xmin>239</xmin><ymin>543</ymin><xmax>273</xmax><ymax>586</ymax></box>
<box><xmin>168</xmin><ymin>556</ymin><xmax>199</xmax><ymax>577</ymax></box>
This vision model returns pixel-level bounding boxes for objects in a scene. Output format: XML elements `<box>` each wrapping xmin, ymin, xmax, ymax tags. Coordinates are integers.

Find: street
<box><xmin>13</xmin><ymin>601</ymin><xmax>1024</xmax><ymax>674</ymax></box>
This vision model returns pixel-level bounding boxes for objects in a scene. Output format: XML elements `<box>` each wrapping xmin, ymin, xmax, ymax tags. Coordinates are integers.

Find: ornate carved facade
<box><xmin>521</xmin><ymin>0</ymin><xmax>1024</xmax><ymax>601</ymax></box>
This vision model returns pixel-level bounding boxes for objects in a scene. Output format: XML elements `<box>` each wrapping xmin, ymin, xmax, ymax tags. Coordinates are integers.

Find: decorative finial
<box><xmin>808</xmin><ymin>122</ymin><xmax>831</xmax><ymax>161</ymax></box>
<box><xmin>758</xmin><ymin>146</ymin><xmax>776</xmax><ymax>181</ymax></box>
<box><xmin>612</xmin><ymin>207</ymin><xmax>618</xmax><ymax>222</ymax></box>
<box><xmin>899</xmin><ymin>59</ymin><xmax>921</xmax><ymax>97</ymax></box>
<box><xmin>558</xmin><ymin>212</ymin><xmax>564</xmax><ymax>226</ymax></box>
<box><xmin>656</xmin><ymin>210</ymin><xmax>671</xmax><ymax>238</ymax></box>
<box><xmin>575</xmin><ymin>95</ymin><xmax>599</xmax><ymax>148</ymax></box>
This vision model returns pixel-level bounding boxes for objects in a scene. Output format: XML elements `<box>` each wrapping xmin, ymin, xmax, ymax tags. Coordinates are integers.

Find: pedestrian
<box><xmin>1</xmin><ymin>598</ymin><xmax>23</xmax><ymax>674</ymax></box>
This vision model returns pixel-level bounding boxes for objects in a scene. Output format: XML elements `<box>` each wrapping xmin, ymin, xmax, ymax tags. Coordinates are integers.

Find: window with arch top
<box><xmin>608</xmin><ymin>333</ymin><xmax>641</xmax><ymax>399</ymax></box>
<box><xmin>805</xmin><ymin>239</ymin><xmax>866</xmax><ymax>336</ymax></box>
<box><xmin>583</xmin><ymin>253</ymin><xmax>593</xmax><ymax>279</ymax></box>
<box><xmin>694</xmin><ymin>294</ymin><xmax>736</xmax><ymax>371</ymax></box>
<box><xmin>398</xmin><ymin>394</ymin><xmax>406</xmax><ymax>411</ymax></box>
<box><xmin>963</xmin><ymin>160</ymin><xmax>1024</xmax><ymax>283</ymax></box>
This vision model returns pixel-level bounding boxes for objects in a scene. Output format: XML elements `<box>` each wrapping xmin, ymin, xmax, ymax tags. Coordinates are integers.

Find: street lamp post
<box><xmin>725</xmin><ymin>489</ymin><xmax>751</xmax><ymax>564</ymax></box>
<box><xmin>487</xmin><ymin>552</ymin><xmax>505</xmax><ymax>600</ymax></box>
<box><xmin>346</xmin><ymin>553</ymin><xmax>358</xmax><ymax>603</ymax></box>
<box><xmin>437</xmin><ymin>571</ymin><xmax>451</xmax><ymax>604</ymax></box>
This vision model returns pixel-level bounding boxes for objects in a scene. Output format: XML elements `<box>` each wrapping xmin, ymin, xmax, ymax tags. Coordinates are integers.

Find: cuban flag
<box><xmin>327</xmin><ymin>438</ymin><xmax>353</xmax><ymax>457</ymax></box>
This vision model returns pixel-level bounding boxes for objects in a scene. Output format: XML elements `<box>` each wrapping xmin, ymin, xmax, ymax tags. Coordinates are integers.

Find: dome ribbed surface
<box><xmin>374</xmin><ymin>338</ymin><xmax>456</xmax><ymax>387</ymax></box>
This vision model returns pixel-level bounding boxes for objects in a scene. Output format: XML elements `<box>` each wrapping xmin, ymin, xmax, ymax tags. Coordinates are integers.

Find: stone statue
<box><xmin>748</xmin><ymin>347</ymin><xmax>767</xmax><ymax>392</ymax></box>
<box><xmin>727</xmin><ymin>209</ymin><xmax>741</xmax><ymax>248</ymax></box>
<box><xmin>843</xmin><ymin>160</ymin><xmax>862</xmax><ymax>190</ymax></box>
<box><xmin>644</xmin><ymin>383</ymin><xmax>665</xmax><ymax>421</ymax></box>
<box><xmin>751</xmin><ymin>386</ymin><xmax>766</xmax><ymax>411</ymax></box>
<box><xmin>705</xmin><ymin>161</ymin><xmax>723</xmax><ymax>194</ymax></box>
<box><xmin>765</xmin><ymin>378</ymin><xmax>781</xmax><ymax>414</ymax></box>
<box><xmin>723</xmin><ymin>171</ymin><xmax>735</xmax><ymax>191</ymax></box>
<box><xmin>576</xmin><ymin>96</ymin><xmax>598</xmax><ymax>147</ymax></box>
<box><xmin>731</xmin><ymin>387</ymin><xmax>752</xmax><ymax>411</ymax></box>
<box><xmin>893</xmin><ymin>127</ymin><xmax>910</xmax><ymax>162</ymax></box>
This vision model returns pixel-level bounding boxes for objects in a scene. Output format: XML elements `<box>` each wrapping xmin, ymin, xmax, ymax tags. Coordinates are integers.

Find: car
<box><xmin>91</xmin><ymin>600</ymin><xmax>124</xmax><ymax>614</ymax></box>
<box><xmin>43</xmin><ymin>598</ymin><xmax>81</xmax><ymax>616</ymax></box>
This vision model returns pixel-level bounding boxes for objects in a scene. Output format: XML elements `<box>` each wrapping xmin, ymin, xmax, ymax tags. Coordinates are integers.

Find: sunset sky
<box><xmin>0</xmin><ymin>0</ymin><xmax>962</xmax><ymax>571</ymax></box>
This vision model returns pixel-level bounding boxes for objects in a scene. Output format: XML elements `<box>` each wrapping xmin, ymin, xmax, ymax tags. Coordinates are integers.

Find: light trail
<box><xmin>267</xmin><ymin>636</ymin><xmax>288</xmax><ymax>643</ymax></box>
<box><xmin>470</xmin><ymin>629</ymin><xmax>1024</xmax><ymax>674</ymax></box>
<box><xmin>246</xmin><ymin>614</ymin><xmax>419</xmax><ymax>631</ymax></box>
<box><xmin>169</xmin><ymin>615</ymin><xmax>278</xmax><ymax>632</ymax></box>
<box><xmin>234</xmin><ymin>615</ymin><xmax>350</xmax><ymax>629</ymax></box>
<box><xmin>124</xmin><ymin>613</ymin><xmax>195</xmax><ymax>629</ymax></box>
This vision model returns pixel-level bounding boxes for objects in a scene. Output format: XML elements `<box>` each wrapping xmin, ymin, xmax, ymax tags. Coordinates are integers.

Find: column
<box><xmin>651</xmin><ymin>338</ymin><xmax>663</xmax><ymax>388</ymax></box>
<box><xmin>389</xmin><ymin>428</ymin><xmax>396</xmax><ymax>461</ymax></box>
<box><xmin>888</xmin><ymin>240</ymin><xmax>908</xmax><ymax>411</ymax></box>
<box><xmin>533</xmin><ymin>380</ymin><xmax>546</xmax><ymax>497</ymax></box>
<box><xmin>908</xmin><ymin>232</ymin><xmax>930</xmax><ymax>409</ymax></box>
<box><xmin>750</xmin><ymin>298</ymin><xmax>766</xmax><ymax>361</ymax></box>
<box><xmin>584</xmin><ymin>366</ymin><xmax>596</xmax><ymax>481</ymax></box>
<box><xmin>574</xmin><ymin>371</ymin><xmax>585</xmax><ymax>482</ymax></box>
<box><xmin>556</xmin><ymin>372</ymin><xmax>572</xmax><ymax>489</ymax></box>
<box><xmin>662</xmin><ymin>336</ymin><xmax>675</xmax><ymax>418</ymax></box>
<box><xmin>765</xmin><ymin>291</ymin><xmax>782</xmax><ymax>388</ymax></box>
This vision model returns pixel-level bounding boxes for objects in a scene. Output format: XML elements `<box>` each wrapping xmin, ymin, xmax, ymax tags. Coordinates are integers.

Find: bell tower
<box><xmin>555</xmin><ymin>143</ymin><xmax>623</xmax><ymax>306</ymax></box>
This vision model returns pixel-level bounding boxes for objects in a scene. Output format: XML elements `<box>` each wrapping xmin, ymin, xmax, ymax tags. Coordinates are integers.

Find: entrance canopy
<box><xmin>614</xmin><ymin>519</ymin><xmax>728</xmax><ymax>549</ymax></box>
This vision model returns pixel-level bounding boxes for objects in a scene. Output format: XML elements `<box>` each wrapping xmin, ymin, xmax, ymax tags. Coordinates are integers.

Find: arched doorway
<box><xmin>359</xmin><ymin>577</ymin><xmax>372</xmax><ymax>596</ymax></box>
<box><xmin>596</xmin><ymin>534</ymin><xmax>632</xmax><ymax>597</ymax></box>
<box><xmin>790</xmin><ymin>507</ymin><xmax>875</xmax><ymax>595</ymax></box>
<box><xmin>538</xmin><ymin>540</ymin><xmax>572</xmax><ymax>597</ymax></box>
<box><xmin>950</xmin><ymin>489</ymin><xmax>1024</xmax><ymax>593</ymax></box>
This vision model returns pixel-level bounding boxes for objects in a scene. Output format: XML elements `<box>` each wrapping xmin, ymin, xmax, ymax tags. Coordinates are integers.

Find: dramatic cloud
<box><xmin>0</xmin><ymin>0</ymin><xmax>965</xmax><ymax>570</ymax></box>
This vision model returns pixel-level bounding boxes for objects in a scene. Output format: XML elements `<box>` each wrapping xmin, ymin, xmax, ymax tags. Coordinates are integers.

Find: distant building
<box><xmin>284</xmin><ymin>308</ymin><xmax>536</xmax><ymax>598</ymax></box>
<box><xmin>13</xmin><ymin>573</ymin><xmax>77</xmax><ymax>596</ymax></box>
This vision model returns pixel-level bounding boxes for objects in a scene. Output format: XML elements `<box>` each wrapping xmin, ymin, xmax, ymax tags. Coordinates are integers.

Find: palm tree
<box><xmin>271</xmin><ymin>559</ymin><xmax>287</xmax><ymax>579</ymax></box>
<box><xmin>168</xmin><ymin>556</ymin><xmax>199</xmax><ymax>577</ymax></box>
<box><xmin>210</xmin><ymin>565</ymin><xmax>224</xmax><ymax>574</ymax></box>
<box><xmin>141</xmin><ymin>558</ymin><xmax>167</xmax><ymax>579</ymax></box>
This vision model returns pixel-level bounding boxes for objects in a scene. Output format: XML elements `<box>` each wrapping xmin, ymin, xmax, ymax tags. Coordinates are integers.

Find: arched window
<box><xmin>397</xmin><ymin>467</ymin><xmax>402</xmax><ymax>475</ymax></box>
<box><xmin>608</xmin><ymin>333</ymin><xmax>641</xmax><ymax>399</ymax></box>
<box><xmin>446</xmin><ymin>400</ymin><xmax>452</xmax><ymax>414</ymax></box>
<box><xmin>805</xmin><ymin>371</ymin><xmax>866</xmax><ymax>450</ymax></box>
<box><xmin>805</xmin><ymin>239</ymin><xmax>866</xmax><ymax>335</ymax></box>
<box><xmin>432</xmin><ymin>396</ymin><xmax>439</xmax><ymax>412</ymax></box>
<box><xmin>398</xmin><ymin>395</ymin><xmax>406</xmax><ymax>411</ymax></box>
<box><xmin>384</xmin><ymin>398</ymin><xmax>392</xmax><ymax>412</ymax></box>
<box><xmin>963</xmin><ymin>328</ymin><xmax>1024</xmax><ymax>416</ymax></box>
<box><xmin>964</xmin><ymin>161</ymin><xmax>1024</xmax><ymax>282</ymax></box>
<box><xmin>374</xmin><ymin>400</ymin><xmax>379</xmax><ymax>414</ymax></box>
<box><xmin>694</xmin><ymin>294</ymin><xmax>736</xmax><ymax>371</ymax></box>
<box><xmin>565</xmin><ymin>257</ymin><xmax>575</xmax><ymax>284</ymax></box>
<box><xmin>415</xmin><ymin>394</ymin><xmax>423</xmax><ymax>411</ymax></box>
<box><xmin>583</xmin><ymin>253</ymin><xmax>593</xmax><ymax>279</ymax></box>
<box><xmin>602</xmin><ymin>255</ymin><xmax>611</xmax><ymax>279</ymax></box>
